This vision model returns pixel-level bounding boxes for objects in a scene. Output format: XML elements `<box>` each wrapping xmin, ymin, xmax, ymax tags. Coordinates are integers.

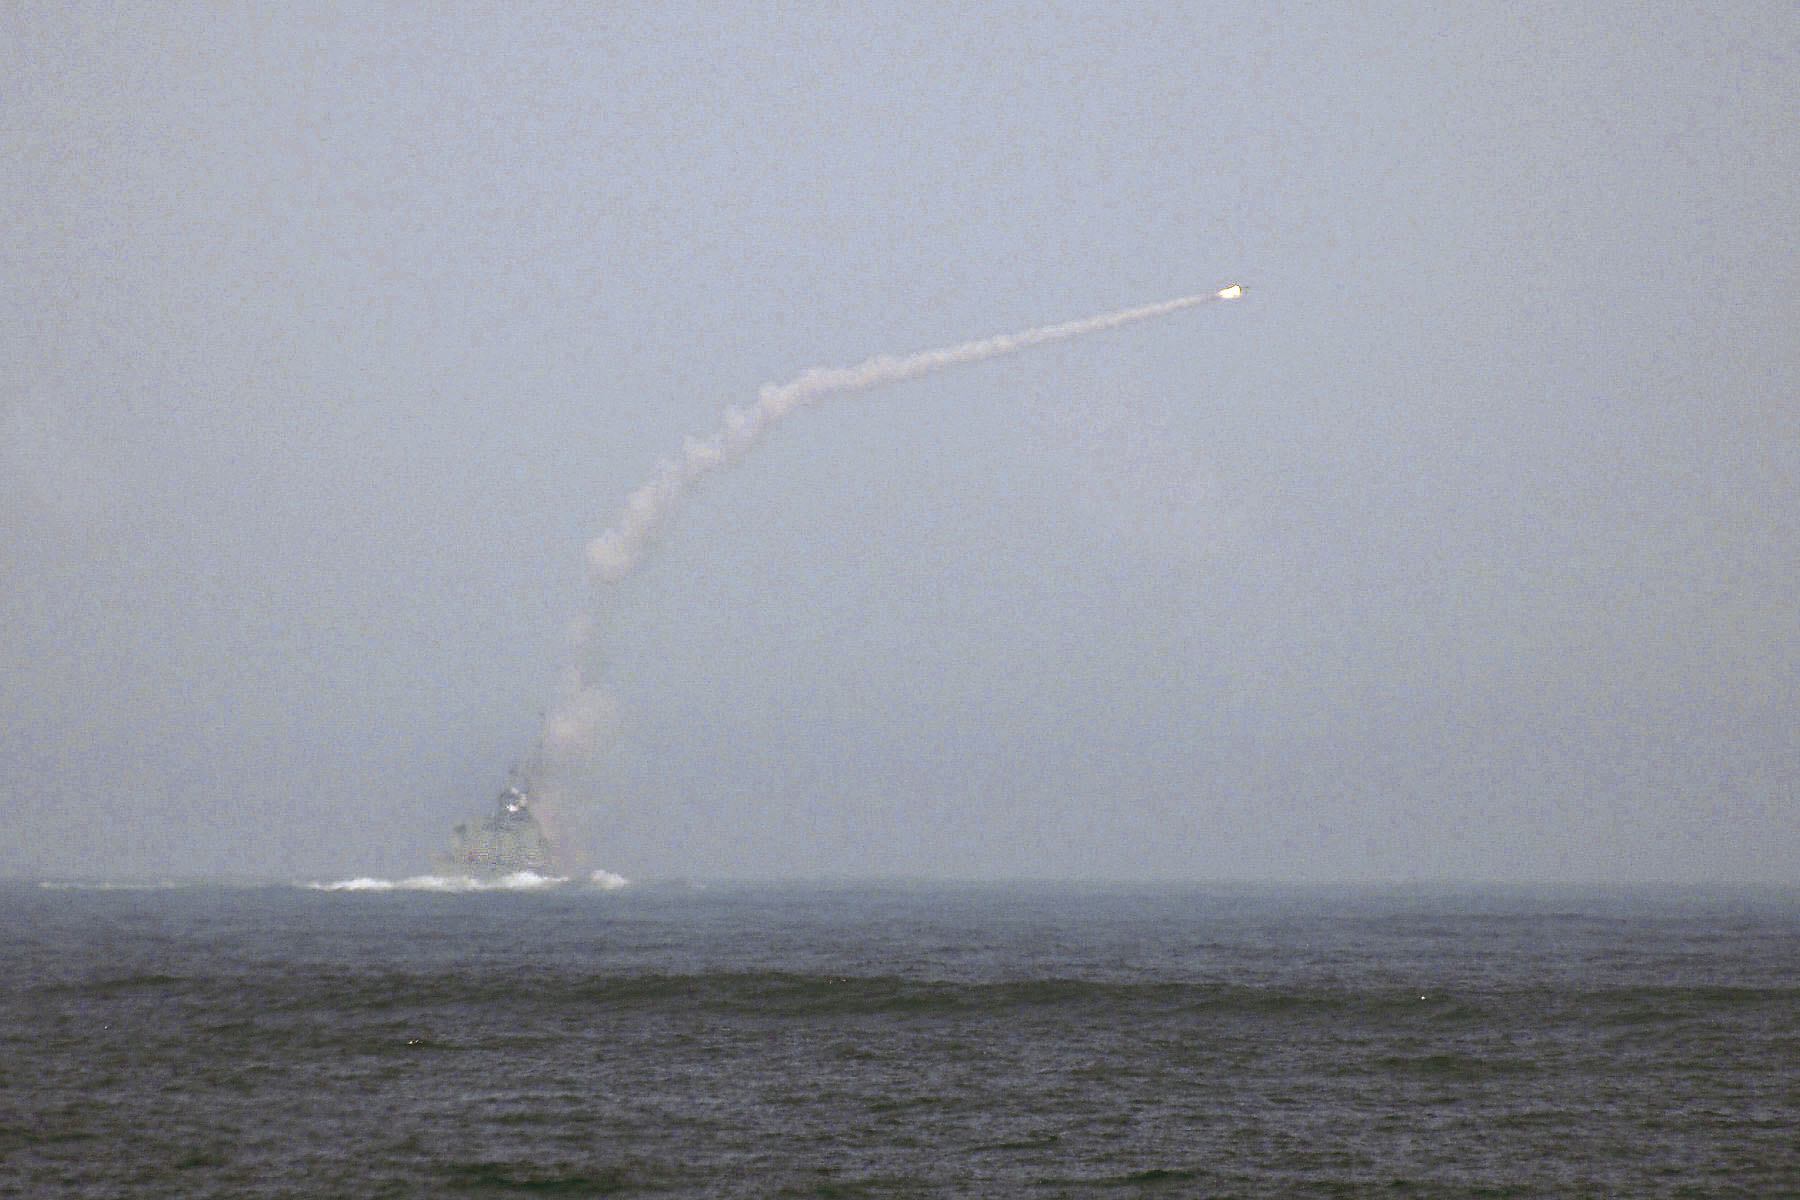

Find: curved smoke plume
<box><xmin>533</xmin><ymin>287</ymin><xmax>1244</xmax><ymax>827</ymax></box>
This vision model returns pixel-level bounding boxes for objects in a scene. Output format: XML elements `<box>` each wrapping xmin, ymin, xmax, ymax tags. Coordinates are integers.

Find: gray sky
<box><xmin>5</xmin><ymin>4</ymin><xmax>1796</xmax><ymax>882</ymax></box>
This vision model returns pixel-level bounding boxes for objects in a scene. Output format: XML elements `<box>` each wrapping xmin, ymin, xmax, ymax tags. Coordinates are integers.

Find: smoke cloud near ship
<box><xmin>531</xmin><ymin>288</ymin><xmax>1246</xmax><ymax>835</ymax></box>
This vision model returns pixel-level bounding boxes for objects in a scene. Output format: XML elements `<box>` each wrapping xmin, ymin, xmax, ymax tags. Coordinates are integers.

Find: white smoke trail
<box><xmin>582</xmin><ymin>287</ymin><xmax>1242</xmax><ymax>586</ymax></box>
<box><xmin>538</xmin><ymin>286</ymin><xmax>1243</xmax><ymax>775</ymax></box>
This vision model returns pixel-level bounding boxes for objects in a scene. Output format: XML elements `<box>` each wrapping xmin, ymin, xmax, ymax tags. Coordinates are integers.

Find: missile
<box><xmin>1216</xmin><ymin>284</ymin><xmax>1244</xmax><ymax>300</ymax></box>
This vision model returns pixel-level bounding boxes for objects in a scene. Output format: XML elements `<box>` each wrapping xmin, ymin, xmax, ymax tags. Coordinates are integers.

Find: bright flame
<box><xmin>1216</xmin><ymin>284</ymin><xmax>1243</xmax><ymax>300</ymax></box>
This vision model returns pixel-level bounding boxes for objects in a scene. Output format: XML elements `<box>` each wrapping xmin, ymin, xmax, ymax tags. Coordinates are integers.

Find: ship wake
<box><xmin>307</xmin><ymin>869</ymin><xmax>629</xmax><ymax>893</ymax></box>
<box><xmin>309</xmin><ymin>872</ymin><xmax>567</xmax><ymax>893</ymax></box>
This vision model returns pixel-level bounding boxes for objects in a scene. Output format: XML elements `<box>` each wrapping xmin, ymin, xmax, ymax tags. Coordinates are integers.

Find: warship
<box><xmin>441</xmin><ymin>767</ymin><xmax>556</xmax><ymax>877</ymax></box>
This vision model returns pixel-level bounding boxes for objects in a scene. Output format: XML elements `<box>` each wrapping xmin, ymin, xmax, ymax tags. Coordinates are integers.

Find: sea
<box><xmin>4</xmin><ymin>878</ymin><xmax>1796</xmax><ymax>1198</ymax></box>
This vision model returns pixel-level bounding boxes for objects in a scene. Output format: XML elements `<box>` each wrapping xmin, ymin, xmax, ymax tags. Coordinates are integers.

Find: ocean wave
<box><xmin>37</xmin><ymin>879</ymin><xmax>190</xmax><ymax>891</ymax></box>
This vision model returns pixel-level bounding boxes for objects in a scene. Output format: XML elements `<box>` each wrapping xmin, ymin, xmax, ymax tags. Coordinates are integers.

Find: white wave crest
<box><xmin>588</xmin><ymin>869</ymin><xmax>630</xmax><ymax>890</ymax></box>
<box><xmin>308</xmin><ymin>872</ymin><xmax>569</xmax><ymax>893</ymax></box>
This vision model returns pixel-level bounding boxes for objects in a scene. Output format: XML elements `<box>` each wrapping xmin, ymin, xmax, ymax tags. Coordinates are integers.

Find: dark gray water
<box><xmin>4</xmin><ymin>881</ymin><xmax>1796</xmax><ymax>1197</ymax></box>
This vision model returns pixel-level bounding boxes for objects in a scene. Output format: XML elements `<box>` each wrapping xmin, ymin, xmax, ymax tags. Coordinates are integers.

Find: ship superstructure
<box><xmin>442</xmin><ymin>767</ymin><xmax>555</xmax><ymax>877</ymax></box>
